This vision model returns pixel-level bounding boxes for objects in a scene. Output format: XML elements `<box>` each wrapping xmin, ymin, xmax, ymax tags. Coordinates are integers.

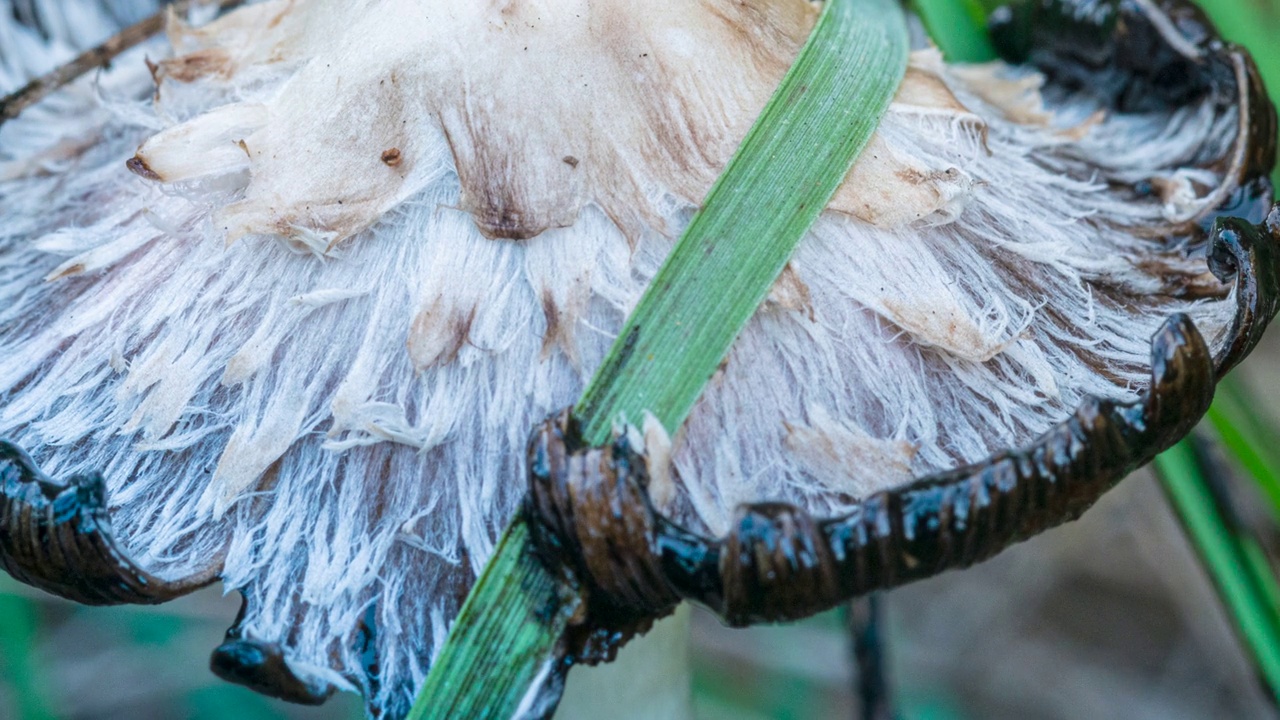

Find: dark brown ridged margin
<box><xmin>525</xmin><ymin>206</ymin><xmax>1280</xmax><ymax>635</ymax></box>
<box><xmin>0</xmin><ymin>441</ymin><xmax>223</xmax><ymax>604</ymax></box>
<box><xmin>209</xmin><ymin>595</ymin><xmax>337</xmax><ymax>706</ymax></box>
<box><xmin>527</xmin><ymin>310</ymin><xmax>1218</xmax><ymax>628</ymax></box>
<box><xmin>1210</xmin><ymin>207</ymin><xmax>1280</xmax><ymax>375</ymax></box>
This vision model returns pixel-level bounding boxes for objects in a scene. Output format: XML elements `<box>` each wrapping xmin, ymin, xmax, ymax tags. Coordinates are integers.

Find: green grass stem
<box><xmin>1205</xmin><ymin>375</ymin><xmax>1280</xmax><ymax>520</ymax></box>
<box><xmin>405</xmin><ymin>519</ymin><xmax>581</xmax><ymax>720</ymax></box>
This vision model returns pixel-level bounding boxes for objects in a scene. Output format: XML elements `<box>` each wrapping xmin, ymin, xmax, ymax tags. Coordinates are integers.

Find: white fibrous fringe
<box><xmin>0</xmin><ymin>0</ymin><xmax>1241</xmax><ymax>715</ymax></box>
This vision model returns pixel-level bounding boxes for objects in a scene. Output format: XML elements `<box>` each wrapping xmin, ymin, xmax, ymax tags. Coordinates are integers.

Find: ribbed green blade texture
<box><xmin>405</xmin><ymin>518</ymin><xmax>580</xmax><ymax>720</ymax></box>
<box><xmin>408</xmin><ymin>0</ymin><xmax>909</xmax><ymax>716</ymax></box>
<box><xmin>575</xmin><ymin>0</ymin><xmax>909</xmax><ymax>445</ymax></box>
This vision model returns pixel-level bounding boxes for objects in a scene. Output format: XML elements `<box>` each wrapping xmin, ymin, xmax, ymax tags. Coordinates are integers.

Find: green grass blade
<box><xmin>406</xmin><ymin>518</ymin><xmax>581</xmax><ymax>720</ymax></box>
<box><xmin>912</xmin><ymin>0</ymin><xmax>998</xmax><ymax>62</ymax></box>
<box><xmin>409</xmin><ymin>0</ymin><xmax>910</xmax><ymax>716</ymax></box>
<box><xmin>1205</xmin><ymin>375</ymin><xmax>1280</xmax><ymax>519</ymax></box>
<box><xmin>575</xmin><ymin>0</ymin><xmax>909</xmax><ymax>444</ymax></box>
<box><xmin>1154</xmin><ymin>439</ymin><xmax>1280</xmax><ymax>703</ymax></box>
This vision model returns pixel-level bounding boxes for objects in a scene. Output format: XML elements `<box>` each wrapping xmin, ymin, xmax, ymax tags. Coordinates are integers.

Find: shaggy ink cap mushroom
<box><xmin>0</xmin><ymin>0</ymin><xmax>1277</xmax><ymax>716</ymax></box>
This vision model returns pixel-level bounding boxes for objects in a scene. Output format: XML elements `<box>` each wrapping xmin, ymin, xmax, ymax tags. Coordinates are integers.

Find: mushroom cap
<box><xmin>0</xmin><ymin>0</ymin><xmax>1276</xmax><ymax>715</ymax></box>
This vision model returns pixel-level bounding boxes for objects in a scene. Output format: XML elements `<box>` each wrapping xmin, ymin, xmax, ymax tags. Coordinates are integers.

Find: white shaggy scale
<box><xmin>0</xmin><ymin>0</ymin><xmax>1244</xmax><ymax>714</ymax></box>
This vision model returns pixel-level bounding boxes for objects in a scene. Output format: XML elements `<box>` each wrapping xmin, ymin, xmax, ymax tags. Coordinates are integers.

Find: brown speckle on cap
<box><xmin>126</xmin><ymin>155</ymin><xmax>162</xmax><ymax>181</ymax></box>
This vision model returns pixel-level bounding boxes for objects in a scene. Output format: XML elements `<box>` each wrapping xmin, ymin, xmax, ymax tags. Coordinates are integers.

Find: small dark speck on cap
<box><xmin>126</xmin><ymin>156</ymin><xmax>162</xmax><ymax>181</ymax></box>
<box><xmin>381</xmin><ymin>148</ymin><xmax>403</xmax><ymax>167</ymax></box>
<box><xmin>563</xmin><ymin>155</ymin><xmax>580</xmax><ymax>169</ymax></box>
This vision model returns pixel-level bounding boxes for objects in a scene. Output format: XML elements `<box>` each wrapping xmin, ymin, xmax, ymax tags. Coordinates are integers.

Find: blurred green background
<box><xmin>3</xmin><ymin>0</ymin><xmax>1280</xmax><ymax>717</ymax></box>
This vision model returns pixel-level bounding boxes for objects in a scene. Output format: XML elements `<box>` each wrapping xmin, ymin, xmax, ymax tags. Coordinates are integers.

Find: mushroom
<box><xmin>0</xmin><ymin>0</ymin><xmax>1276</xmax><ymax>716</ymax></box>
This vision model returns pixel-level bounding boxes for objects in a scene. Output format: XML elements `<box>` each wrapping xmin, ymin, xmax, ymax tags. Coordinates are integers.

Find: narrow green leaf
<box><xmin>575</xmin><ymin>0</ymin><xmax>909</xmax><ymax>444</ymax></box>
<box><xmin>406</xmin><ymin>518</ymin><xmax>581</xmax><ymax>720</ymax></box>
<box><xmin>1154</xmin><ymin>440</ymin><xmax>1280</xmax><ymax>704</ymax></box>
<box><xmin>913</xmin><ymin>0</ymin><xmax>998</xmax><ymax>62</ymax></box>
<box><xmin>410</xmin><ymin>0</ymin><xmax>910</xmax><ymax>716</ymax></box>
<box><xmin>1240</xmin><ymin>538</ymin><xmax>1280</xmax><ymax>627</ymax></box>
<box><xmin>1205</xmin><ymin>375</ymin><xmax>1280</xmax><ymax>519</ymax></box>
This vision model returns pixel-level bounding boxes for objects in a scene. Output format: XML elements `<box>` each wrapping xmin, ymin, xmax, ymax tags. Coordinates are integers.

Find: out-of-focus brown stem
<box><xmin>849</xmin><ymin>594</ymin><xmax>895</xmax><ymax>720</ymax></box>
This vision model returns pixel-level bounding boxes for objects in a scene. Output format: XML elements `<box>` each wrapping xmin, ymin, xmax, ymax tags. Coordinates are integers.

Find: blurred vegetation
<box><xmin>0</xmin><ymin>575</ymin><xmax>362</xmax><ymax>719</ymax></box>
<box><xmin>3</xmin><ymin>0</ymin><xmax>1280</xmax><ymax>718</ymax></box>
